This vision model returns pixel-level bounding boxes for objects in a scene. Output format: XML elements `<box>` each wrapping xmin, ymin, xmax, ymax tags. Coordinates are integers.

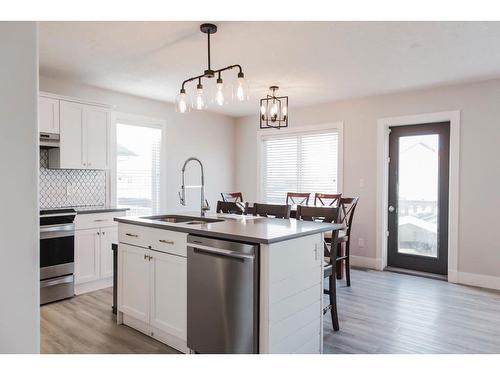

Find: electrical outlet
<box><xmin>66</xmin><ymin>183</ymin><xmax>73</xmax><ymax>197</ymax></box>
<box><xmin>358</xmin><ymin>238</ymin><xmax>365</xmax><ymax>248</ymax></box>
<box><xmin>359</xmin><ymin>178</ymin><xmax>365</xmax><ymax>188</ymax></box>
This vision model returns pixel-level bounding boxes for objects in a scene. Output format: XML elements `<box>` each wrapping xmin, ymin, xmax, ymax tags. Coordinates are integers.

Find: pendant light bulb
<box><xmin>281</xmin><ymin>105</ymin><xmax>288</xmax><ymax>121</ymax></box>
<box><xmin>234</xmin><ymin>72</ymin><xmax>249</xmax><ymax>101</ymax></box>
<box><xmin>194</xmin><ymin>83</ymin><xmax>206</xmax><ymax>110</ymax></box>
<box><xmin>175</xmin><ymin>89</ymin><xmax>189</xmax><ymax>114</ymax></box>
<box><xmin>215</xmin><ymin>78</ymin><xmax>225</xmax><ymax>106</ymax></box>
<box><xmin>270</xmin><ymin>100</ymin><xmax>278</xmax><ymax>122</ymax></box>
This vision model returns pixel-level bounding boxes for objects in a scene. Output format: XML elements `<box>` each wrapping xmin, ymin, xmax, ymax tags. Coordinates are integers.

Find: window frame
<box><xmin>256</xmin><ymin>122</ymin><xmax>344</xmax><ymax>203</ymax></box>
<box><xmin>110</xmin><ymin>112</ymin><xmax>167</xmax><ymax>214</ymax></box>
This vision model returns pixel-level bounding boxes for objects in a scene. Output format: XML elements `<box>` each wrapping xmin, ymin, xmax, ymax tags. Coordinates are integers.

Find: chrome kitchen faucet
<box><xmin>179</xmin><ymin>157</ymin><xmax>210</xmax><ymax>217</ymax></box>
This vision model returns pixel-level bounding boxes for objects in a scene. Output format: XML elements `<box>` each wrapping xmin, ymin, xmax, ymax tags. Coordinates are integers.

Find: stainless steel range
<box><xmin>40</xmin><ymin>208</ymin><xmax>76</xmax><ymax>305</ymax></box>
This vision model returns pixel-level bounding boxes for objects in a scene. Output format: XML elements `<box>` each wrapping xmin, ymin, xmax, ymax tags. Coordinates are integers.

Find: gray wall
<box><xmin>235</xmin><ymin>79</ymin><xmax>500</xmax><ymax>281</ymax></box>
<box><xmin>0</xmin><ymin>22</ymin><xmax>39</xmax><ymax>353</ymax></box>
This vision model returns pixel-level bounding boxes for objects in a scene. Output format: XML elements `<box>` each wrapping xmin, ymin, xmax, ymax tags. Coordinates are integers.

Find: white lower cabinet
<box><xmin>118</xmin><ymin>242</ymin><xmax>188</xmax><ymax>353</ymax></box>
<box><xmin>100</xmin><ymin>227</ymin><xmax>117</xmax><ymax>279</ymax></box>
<box><xmin>119</xmin><ymin>244</ymin><xmax>150</xmax><ymax>322</ymax></box>
<box><xmin>75</xmin><ymin>229</ymin><xmax>100</xmax><ymax>284</ymax></box>
<box><xmin>150</xmin><ymin>250</ymin><xmax>187</xmax><ymax>340</ymax></box>
<box><xmin>74</xmin><ymin>212</ymin><xmax>123</xmax><ymax>294</ymax></box>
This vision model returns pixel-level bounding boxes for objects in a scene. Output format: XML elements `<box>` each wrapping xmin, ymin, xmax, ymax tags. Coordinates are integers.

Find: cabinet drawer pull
<box><xmin>159</xmin><ymin>239</ymin><xmax>175</xmax><ymax>245</ymax></box>
<box><xmin>126</xmin><ymin>233</ymin><xmax>139</xmax><ymax>237</ymax></box>
<box><xmin>94</xmin><ymin>219</ymin><xmax>107</xmax><ymax>222</ymax></box>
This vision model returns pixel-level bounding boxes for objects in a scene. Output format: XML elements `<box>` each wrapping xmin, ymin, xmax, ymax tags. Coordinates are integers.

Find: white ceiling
<box><xmin>39</xmin><ymin>21</ymin><xmax>500</xmax><ymax>117</ymax></box>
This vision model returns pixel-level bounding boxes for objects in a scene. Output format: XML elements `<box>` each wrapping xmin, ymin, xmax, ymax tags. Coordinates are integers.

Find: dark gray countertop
<box><xmin>74</xmin><ymin>206</ymin><xmax>130</xmax><ymax>215</ymax></box>
<box><xmin>114</xmin><ymin>213</ymin><xmax>343</xmax><ymax>244</ymax></box>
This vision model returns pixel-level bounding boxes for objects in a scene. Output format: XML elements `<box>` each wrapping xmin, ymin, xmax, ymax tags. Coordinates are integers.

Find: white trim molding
<box><xmin>350</xmin><ymin>255</ymin><xmax>382</xmax><ymax>270</ymax></box>
<box><xmin>255</xmin><ymin>122</ymin><xmax>344</xmax><ymax>202</ymax></box>
<box><xmin>376</xmin><ymin>111</ymin><xmax>461</xmax><ymax>283</ymax></box>
<box><xmin>455</xmin><ymin>272</ymin><xmax>500</xmax><ymax>291</ymax></box>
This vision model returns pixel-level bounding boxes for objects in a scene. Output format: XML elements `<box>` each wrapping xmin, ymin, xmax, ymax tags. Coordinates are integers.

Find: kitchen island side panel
<box><xmin>259</xmin><ymin>233</ymin><xmax>324</xmax><ymax>353</ymax></box>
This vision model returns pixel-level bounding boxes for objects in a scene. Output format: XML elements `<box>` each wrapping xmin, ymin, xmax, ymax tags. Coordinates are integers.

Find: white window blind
<box><xmin>262</xmin><ymin>130</ymin><xmax>339</xmax><ymax>204</ymax></box>
<box><xmin>116</xmin><ymin>123</ymin><xmax>162</xmax><ymax>216</ymax></box>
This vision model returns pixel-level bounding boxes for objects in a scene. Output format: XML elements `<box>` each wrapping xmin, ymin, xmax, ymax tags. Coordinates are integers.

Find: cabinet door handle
<box><xmin>159</xmin><ymin>239</ymin><xmax>174</xmax><ymax>245</ymax></box>
<box><xmin>144</xmin><ymin>254</ymin><xmax>148</xmax><ymax>260</ymax></box>
<box><xmin>148</xmin><ymin>255</ymin><xmax>153</xmax><ymax>261</ymax></box>
<box><xmin>126</xmin><ymin>233</ymin><xmax>138</xmax><ymax>237</ymax></box>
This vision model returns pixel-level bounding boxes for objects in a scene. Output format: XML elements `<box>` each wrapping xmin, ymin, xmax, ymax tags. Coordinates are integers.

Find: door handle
<box><xmin>388</xmin><ymin>205</ymin><xmax>395</xmax><ymax>213</ymax></box>
<box><xmin>126</xmin><ymin>233</ymin><xmax>138</xmax><ymax>237</ymax></box>
<box><xmin>191</xmin><ymin>244</ymin><xmax>255</xmax><ymax>260</ymax></box>
<box><xmin>159</xmin><ymin>239</ymin><xmax>175</xmax><ymax>245</ymax></box>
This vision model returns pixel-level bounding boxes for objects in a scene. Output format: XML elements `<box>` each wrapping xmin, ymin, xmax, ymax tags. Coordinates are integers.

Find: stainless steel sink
<box><xmin>142</xmin><ymin>215</ymin><xmax>223</xmax><ymax>224</ymax></box>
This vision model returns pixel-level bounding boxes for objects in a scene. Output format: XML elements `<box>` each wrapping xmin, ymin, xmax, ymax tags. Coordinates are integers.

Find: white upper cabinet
<box><xmin>48</xmin><ymin>99</ymin><xmax>110</xmax><ymax>170</ymax></box>
<box><xmin>57</xmin><ymin>100</ymin><xmax>85</xmax><ymax>169</ymax></box>
<box><xmin>39</xmin><ymin>96</ymin><xmax>60</xmax><ymax>134</ymax></box>
<box><xmin>86</xmin><ymin>105</ymin><xmax>109</xmax><ymax>169</ymax></box>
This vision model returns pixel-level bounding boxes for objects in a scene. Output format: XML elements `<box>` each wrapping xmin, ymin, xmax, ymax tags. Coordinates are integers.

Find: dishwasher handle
<box><xmin>190</xmin><ymin>244</ymin><xmax>255</xmax><ymax>261</ymax></box>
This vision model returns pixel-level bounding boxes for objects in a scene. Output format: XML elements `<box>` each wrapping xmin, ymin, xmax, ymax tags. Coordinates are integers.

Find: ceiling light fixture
<box><xmin>175</xmin><ymin>23</ymin><xmax>249</xmax><ymax>113</ymax></box>
<box><xmin>260</xmin><ymin>86</ymin><xmax>288</xmax><ymax>129</ymax></box>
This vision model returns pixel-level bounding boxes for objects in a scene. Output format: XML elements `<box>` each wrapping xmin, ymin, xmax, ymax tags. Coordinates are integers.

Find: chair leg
<box><xmin>345</xmin><ymin>241</ymin><xmax>351</xmax><ymax>287</ymax></box>
<box><xmin>328</xmin><ymin>273</ymin><xmax>339</xmax><ymax>331</ymax></box>
<box><xmin>336</xmin><ymin>242</ymin><xmax>343</xmax><ymax>280</ymax></box>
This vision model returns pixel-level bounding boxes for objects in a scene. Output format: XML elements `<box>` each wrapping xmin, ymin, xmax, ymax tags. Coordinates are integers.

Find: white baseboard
<box><xmin>350</xmin><ymin>255</ymin><xmax>380</xmax><ymax>270</ymax></box>
<box><xmin>454</xmin><ymin>271</ymin><xmax>500</xmax><ymax>291</ymax></box>
<box><xmin>75</xmin><ymin>277</ymin><xmax>112</xmax><ymax>295</ymax></box>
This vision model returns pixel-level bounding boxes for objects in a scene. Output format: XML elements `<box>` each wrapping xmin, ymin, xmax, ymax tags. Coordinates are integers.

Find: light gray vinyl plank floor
<box><xmin>41</xmin><ymin>269</ymin><xmax>500</xmax><ymax>354</ymax></box>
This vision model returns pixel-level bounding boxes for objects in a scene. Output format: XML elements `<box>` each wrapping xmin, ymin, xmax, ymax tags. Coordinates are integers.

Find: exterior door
<box><xmin>387</xmin><ymin>122</ymin><xmax>450</xmax><ymax>275</ymax></box>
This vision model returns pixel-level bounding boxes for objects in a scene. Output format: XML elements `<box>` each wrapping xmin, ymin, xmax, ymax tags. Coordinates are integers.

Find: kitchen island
<box><xmin>114</xmin><ymin>213</ymin><xmax>342</xmax><ymax>354</ymax></box>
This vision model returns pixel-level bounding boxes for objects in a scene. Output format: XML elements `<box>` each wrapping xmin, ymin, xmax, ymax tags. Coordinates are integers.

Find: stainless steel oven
<box><xmin>40</xmin><ymin>209</ymin><xmax>76</xmax><ymax>305</ymax></box>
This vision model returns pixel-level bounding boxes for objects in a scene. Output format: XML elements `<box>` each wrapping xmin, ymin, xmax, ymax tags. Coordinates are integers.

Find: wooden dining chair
<box><xmin>296</xmin><ymin>205</ymin><xmax>342</xmax><ymax>331</ymax></box>
<box><xmin>253</xmin><ymin>203</ymin><xmax>291</xmax><ymax>219</ymax></box>
<box><xmin>221</xmin><ymin>192</ymin><xmax>244</xmax><ymax>203</ymax></box>
<box><xmin>324</xmin><ymin>197</ymin><xmax>359</xmax><ymax>286</ymax></box>
<box><xmin>215</xmin><ymin>200</ymin><xmax>245</xmax><ymax>215</ymax></box>
<box><xmin>314</xmin><ymin>193</ymin><xmax>342</xmax><ymax>207</ymax></box>
<box><xmin>286</xmin><ymin>192</ymin><xmax>311</xmax><ymax>206</ymax></box>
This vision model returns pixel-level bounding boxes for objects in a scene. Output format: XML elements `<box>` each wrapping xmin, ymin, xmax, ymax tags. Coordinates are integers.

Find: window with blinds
<box><xmin>261</xmin><ymin>131</ymin><xmax>339</xmax><ymax>204</ymax></box>
<box><xmin>116</xmin><ymin>123</ymin><xmax>162</xmax><ymax>216</ymax></box>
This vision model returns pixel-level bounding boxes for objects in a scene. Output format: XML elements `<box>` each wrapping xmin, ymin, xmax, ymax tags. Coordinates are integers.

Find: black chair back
<box><xmin>253</xmin><ymin>203</ymin><xmax>291</xmax><ymax>219</ymax></box>
<box><xmin>314</xmin><ymin>193</ymin><xmax>342</xmax><ymax>207</ymax></box>
<box><xmin>215</xmin><ymin>201</ymin><xmax>245</xmax><ymax>215</ymax></box>
<box><xmin>221</xmin><ymin>192</ymin><xmax>243</xmax><ymax>202</ymax></box>
<box><xmin>296</xmin><ymin>205</ymin><xmax>340</xmax><ymax>223</ymax></box>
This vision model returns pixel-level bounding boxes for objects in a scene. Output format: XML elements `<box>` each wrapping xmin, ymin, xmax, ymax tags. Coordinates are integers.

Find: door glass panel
<box><xmin>398</xmin><ymin>134</ymin><xmax>439</xmax><ymax>257</ymax></box>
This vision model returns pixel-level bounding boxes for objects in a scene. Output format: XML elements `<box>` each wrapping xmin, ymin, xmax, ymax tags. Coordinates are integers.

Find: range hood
<box><xmin>40</xmin><ymin>132</ymin><xmax>60</xmax><ymax>148</ymax></box>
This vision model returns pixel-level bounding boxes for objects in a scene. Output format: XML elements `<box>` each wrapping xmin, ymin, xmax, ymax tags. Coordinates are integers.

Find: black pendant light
<box><xmin>260</xmin><ymin>86</ymin><xmax>288</xmax><ymax>129</ymax></box>
<box><xmin>175</xmin><ymin>23</ymin><xmax>249</xmax><ymax>113</ymax></box>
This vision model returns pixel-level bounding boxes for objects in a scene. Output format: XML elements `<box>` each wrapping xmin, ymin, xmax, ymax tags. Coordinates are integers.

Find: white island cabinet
<box><xmin>117</xmin><ymin>224</ymin><xmax>188</xmax><ymax>353</ymax></box>
<box><xmin>116</xmin><ymin>216</ymin><xmax>330</xmax><ymax>354</ymax></box>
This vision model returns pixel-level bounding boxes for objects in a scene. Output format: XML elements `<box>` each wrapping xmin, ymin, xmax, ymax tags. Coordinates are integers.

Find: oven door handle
<box><xmin>40</xmin><ymin>224</ymin><xmax>75</xmax><ymax>239</ymax></box>
<box><xmin>40</xmin><ymin>274</ymin><xmax>74</xmax><ymax>288</ymax></box>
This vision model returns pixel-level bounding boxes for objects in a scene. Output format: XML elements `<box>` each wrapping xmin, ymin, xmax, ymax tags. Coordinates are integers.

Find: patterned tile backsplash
<box><xmin>39</xmin><ymin>149</ymin><xmax>106</xmax><ymax>208</ymax></box>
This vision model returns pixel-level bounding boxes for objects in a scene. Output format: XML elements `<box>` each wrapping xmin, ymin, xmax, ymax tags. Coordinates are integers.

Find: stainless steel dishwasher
<box><xmin>187</xmin><ymin>235</ymin><xmax>259</xmax><ymax>354</ymax></box>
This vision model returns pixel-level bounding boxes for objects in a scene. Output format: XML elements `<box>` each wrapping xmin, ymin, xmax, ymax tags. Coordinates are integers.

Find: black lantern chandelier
<box><xmin>175</xmin><ymin>23</ymin><xmax>249</xmax><ymax>113</ymax></box>
<box><xmin>260</xmin><ymin>86</ymin><xmax>288</xmax><ymax>129</ymax></box>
